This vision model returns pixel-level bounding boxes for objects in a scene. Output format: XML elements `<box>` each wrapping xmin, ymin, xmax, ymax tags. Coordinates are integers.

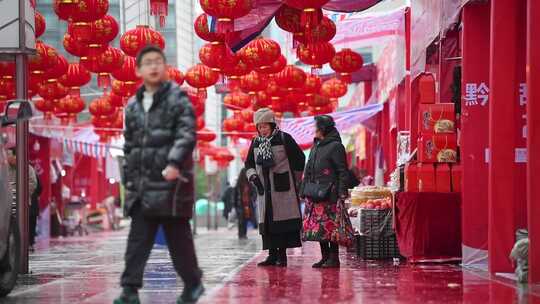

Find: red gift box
<box><xmin>405</xmin><ymin>163</ymin><xmax>419</xmax><ymax>192</ymax></box>
<box><xmin>418</xmin><ymin>134</ymin><xmax>458</xmax><ymax>163</ymax></box>
<box><xmin>418</xmin><ymin>163</ymin><xmax>436</xmax><ymax>192</ymax></box>
<box><xmin>435</xmin><ymin>164</ymin><xmax>452</xmax><ymax>193</ymax></box>
<box><xmin>451</xmin><ymin>164</ymin><xmax>462</xmax><ymax>192</ymax></box>
<box><xmin>418</xmin><ymin>73</ymin><xmax>436</xmax><ymax>104</ymax></box>
<box><xmin>418</xmin><ymin>103</ymin><xmax>456</xmax><ymax>134</ymax></box>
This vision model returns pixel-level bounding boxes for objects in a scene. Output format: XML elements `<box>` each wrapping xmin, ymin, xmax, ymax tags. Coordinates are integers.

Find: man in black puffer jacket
<box><xmin>115</xmin><ymin>46</ymin><xmax>204</xmax><ymax>304</ymax></box>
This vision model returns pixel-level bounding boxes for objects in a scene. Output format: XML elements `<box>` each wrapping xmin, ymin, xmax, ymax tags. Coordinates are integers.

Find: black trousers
<box><xmin>238</xmin><ymin>217</ymin><xmax>247</xmax><ymax>238</ymax></box>
<box><xmin>120</xmin><ymin>204</ymin><xmax>202</xmax><ymax>289</ymax></box>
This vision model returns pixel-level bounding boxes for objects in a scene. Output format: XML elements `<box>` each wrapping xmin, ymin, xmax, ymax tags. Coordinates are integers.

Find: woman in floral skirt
<box><xmin>301</xmin><ymin>115</ymin><xmax>349</xmax><ymax>268</ymax></box>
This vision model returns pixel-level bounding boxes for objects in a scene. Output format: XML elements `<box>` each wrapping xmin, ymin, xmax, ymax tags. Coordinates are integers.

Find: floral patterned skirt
<box><xmin>302</xmin><ymin>199</ymin><xmax>338</xmax><ymax>242</ymax></box>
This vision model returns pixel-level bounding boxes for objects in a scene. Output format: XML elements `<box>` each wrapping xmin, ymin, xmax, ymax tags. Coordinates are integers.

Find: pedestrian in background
<box><xmin>234</xmin><ymin>168</ymin><xmax>256</xmax><ymax>239</ymax></box>
<box><xmin>301</xmin><ymin>115</ymin><xmax>349</xmax><ymax>268</ymax></box>
<box><xmin>115</xmin><ymin>45</ymin><xmax>204</xmax><ymax>304</ymax></box>
<box><xmin>245</xmin><ymin>108</ymin><xmax>305</xmax><ymax>267</ymax></box>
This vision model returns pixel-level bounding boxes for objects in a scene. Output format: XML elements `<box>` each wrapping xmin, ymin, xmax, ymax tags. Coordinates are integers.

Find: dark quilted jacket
<box><xmin>123</xmin><ymin>81</ymin><xmax>196</xmax><ymax>218</ymax></box>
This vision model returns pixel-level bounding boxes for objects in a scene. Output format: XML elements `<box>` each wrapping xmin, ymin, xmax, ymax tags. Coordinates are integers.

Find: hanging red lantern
<box><xmin>199</xmin><ymin>0</ymin><xmax>253</xmax><ymax>33</ymax></box>
<box><xmin>44</xmin><ymin>55</ymin><xmax>69</xmax><ymax>83</ymax></box>
<box><xmin>224</xmin><ymin>90</ymin><xmax>250</xmax><ymax>110</ymax></box>
<box><xmin>185</xmin><ymin>64</ymin><xmax>219</xmax><ymax>99</ymax></box>
<box><xmin>222</xmin><ymin>59</ymin><xmax>251</xmax><ymax>89</ymax></box>
<box><xmin>303</xmin><ymin>74</ymin><xmax>322</xmax><ymax>96</ymax></box>
<box><xmin>69</xmin><ymin>0</ymin><xmax>109</xmax><ymax>42</ymax></box>
<box><xmin>320</xmin><ymin>77</ymin><xmax>347</xmax><ymax>102</ymax></box>
<box><xmin>34</xmin><ymin>99</ymin><xmax>55</xmax><ymax>115</ymax></box>
<box><xmin>330</xmin><ymin>48</ymin><xmax>364</xmax><ymax>84</ymax></box>
<box><xmin>120</xmin><ymin>25</ymin><xmax>165</xmax><ymax>57</ymax></box>
<box><xmin>239</xmin><ymin>38</ymin><xmax>281</xmax><ymax>69</ymax></box>
<box><xmin>112</xmin><ymin>80</ymin><xmax>141</xmax><ymax>98</ymax></box>
<box><xmin>193</xmin><ymin>100</ymin><xmax>205</xmax><ymax>117</ymax></box>
<box><xmin>35</xmin><ymin>11</ymin><xmax>46</xmax><ymax>38</ymax></box>
<box><xmin>63</xmin><ymin>33</ymin><xmax>90</xmax><ymax>58</ymax></box>
<box><xmin>283</xmin><ymin>0</ymin><xmax>328</xmax><ymax>28</ymax></box>
<box><xmin>255</xmin><ymin>54</ymin><xmax>287</xmax><ymax>75</ymax></box>
<box><xmin>0</xmin><ymin>80</ymin><xmax>15</xmax><ymax>100</ymax></box>
<box><xmin>199</xmin><ymin>42</ymin><xmax>238</xmax><ymax>72</ymax></box>
<box><xmin>93</xmin><ymin>47</ymin><xmax>125</xmax><ymax>88</ymax></box>
<box><xmin>112</xmin><ymin>56</ymin><xmax>139</xmax><ymax>82</ymax></box>
<box><xmin>38</xmin><ymin>82</ymin><xmax>69</xmax><ymax>101</ymax></box>
<box><xmin>240</xmin><ymin>108</ymin><xmax>254</xmax><ymax>121</ymax></box>
<box><xmin>297</xmin><ymin>42</ymin><xmax>336</xmax><ymax>73</ymax></box>
<box><xmin>150</xmin><ymin>0</ymin><xmax>169</xmax><ymax>27</ymax></box>
<box><xmin>29</xmin><ymin>74</ymin><xmax>43</xmax><ymax>98</ymax></box>
<box><xmin>294</xmin><ymin>16</ymin><xmax>336</xmax><ymax>44</ymax></box>
<box><xmin>0</xmin><ymin>62</ymin><xmax>15</xmax><ymax>80</ymax></box>
<box><xmin>265</xmin><ymin>80</ymin><xmax>287</xmax><ymax>102</ymax></box>
<box><xmin>253</xmin><ymin>91</ymin><xmax>271</xmax><ymax>109</ymax></box>
<box><xmin>240</xmin><ymin>71</ymin><xmax>268</xmax><ymax>101</ymax></box>
<box><xmin>241</xmin><ymin>122</ymin><xmax>257</xmax><ymax>139</ymax></box>
<box><xmin>274</xmin><ymin>65</ymin><xmax>307</xmax><ymax>91</ymax></box>
<box><xmin>198</xmin><ymin>127</ymin><xmax>217</xmax><ymax>142</ymax></box>
<box><xmin>213</xmin><ymin>147</ymin><xmax>235</xmax><ymax>168</ymax></box>
<box><xmin>92</xmin><ymin>15</ymin><xmax>119</xmax><ymax>44</ymax></box>
<box><xmin>57</xmin><ymin>95</ymin><xmax>85</xmax><ymax>122</ymax></box>
<box><xmin>166</xmin><ymin>66</ymin><xmax>184</xmax><ymax>86</ymax></box>
<box><xmin>109</xmin><ymin>92</ymin><xmax>126</xmax><ymax>108</ymax></box>
<box><xmin>275</xmin><ymin>5</ymin><xmax>303</xmax><ymax>34</ymax></box>
<box><xmin>54</xmin><ymin>0</ymin><xmax>76</xmax><ymax>21</ymax></box>
<box><xmin>89</xmin><ymin>95</ymin><xmax>115</xmax><ymax>117</ymax></box>
<box><xmin>29</xmin><ymin>41</ymin><xmax>58</xmax><ymax>75</ymax></box>
<box><xmin>194</xmin><ymin>13</ymin><xmax>224</xmax><ymax>43</ymax></box>
<box><xmin>308</xmin><ymin>93</ymin><xmax>330</xmax><ymax>107</ymax></box>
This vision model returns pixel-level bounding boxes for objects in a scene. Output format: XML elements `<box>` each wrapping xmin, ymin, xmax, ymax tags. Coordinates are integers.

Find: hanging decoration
<box><xmin>150</xmin><ymin>0</ymin><xmax>169</xmax><ymax>27</ymax></box>
<box><xmin>330</xmin><ymin>48</ymin><xmax>364</xmax><ymax>84</ymax></box>
<box><xmin>185</xmin><ymin>64</ymin><xmax>220</xmax><ymax>100</ymax></box>
<box><xmin>199</xmin><ymin>42</ymin><xmax>238</xmax><ymax>72</ymax></box>
<box><xmin>282</xmin><ymin>0</ymin><xmax>328</xmax><ymax>28</ymax></box>
<box><xmin>297</xmin><ymin>42</ymin><xmax>336</xmax><ymax>74</ymax></box>
<box><xmin>294</xmin><ymin>16</ymin><xmax>336</xmax><ymax>44</ymax></box>
<box><xmin>239</xmin><ymin>71</ymin><xmax>268</xmax><ymax>101</ymax></box>
<box><xmin>120</xmin><ymin>25</ymin><xmax>165</xmax><ymax>57</ymax></box>
<box><xmin>35</xmin><ymin>11</ymin><xmax>46</xmax><ymax>38</ymax></box>
<box><xmin>69</xmin><ymin>0</ymin><xmax>110</xmax><ymax>42</ymax></box>
<box><xmin>199</xmin><ymin>0</ymin><xmax>253</xmax><ymax>34</ymax></box>
<box><xmin>274</xmin><ymin>65</ymin><xmax>307</xmax><ymax>91</ymax></box>
<box><xmin>320</xmin><ymin>77</ymin><xmax>347</xmax><ymax>102</ymax></box>
<box><xmin>166</xmin><ymin>66</ymin><xmax>185</xmax><ymax>86</ymax></box>
<box><xmin>111</xmin><ymin>56</ymin><xmax>139</xmax><ymax>83</ymax></box>
<box><xmin>194</xmin><ymin>13</ymin><xmax>224</xmax><ymax>43</ymax></box>
<box><xmin>238</xmin><ymin>38</ymin><xmax>281</xmax><ymax>69</ymax></box>
<box><xmin>254</xmin><ymin>55</ymin><xmax>287</xmax><ymax>75</ymax></box>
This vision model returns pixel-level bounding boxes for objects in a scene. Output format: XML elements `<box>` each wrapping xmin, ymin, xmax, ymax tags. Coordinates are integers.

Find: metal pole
<box><xmin>15</xmin><ymin>53</ymin><xmax>29</xmax><ymax>274</ymax></box>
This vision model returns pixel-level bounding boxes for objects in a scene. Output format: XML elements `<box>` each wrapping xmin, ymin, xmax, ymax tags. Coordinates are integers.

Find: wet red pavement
<box><xmin>1</xmin><ymin>229</ymin><xmax>539</xmax><ymax>303</ymax></box>
<box><xmin>202</xmin><ymin>242</ymin><xmax>540</xmax><ymax>304</ymax></box>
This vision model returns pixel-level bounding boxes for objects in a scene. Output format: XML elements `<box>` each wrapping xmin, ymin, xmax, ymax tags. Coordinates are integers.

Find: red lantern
<box><xmin>93</xmin><ymin>47</ymin><xmax>125</xmax><ymax>88</ymax></box>
<box><xmin>222</xmin><ymin>59</ymin><xmax>251</xmax><ymax>89</ymax></box>
<box><xmin>265</xmin><ymin>80</ymin><xmax>287</xmax><ymax>102</ymax></box>
<box><xmin>0</xmin><ymin>62</ymin><xmax>15</xmax><ymax>80</ymax></box>
<box><xmin>213</xmin><ymin>147</ymin><xmax>234</xmax><ymax>168</ymax></box>
<box><xmin>89</xmin><ymin>95</ymin><xmax>115</xmax><ymax>117</ymax></box>
<box><xmin>29</xmin><ymin>41</ymin><xmax>58</xmax><ymax>75</ymax></box>
<box><xmin>0</xmin><ymin>80</ymin><xmax>15</xmax><ymax>100</ymax></box>
<box><xmin>34</xmin><ymin>99</ymin><xmax>55</xmax><ymax>115</ymax></box>
<box><xmin>241</xmin><ymin>122</ymin><xmax>257</xmax><ymax>139</ymax></box>
<box><xmin>255</xmin><ymin>54</ymin><xmax>286</xmax><ymax>75</ymax></box>
<box><xmin>112</xmin><ymin>80</ymin><xmax>141</xmax><ymax>98</ymax></box>
<box><xmin>92</xmin><ymin>15</ymin><xmax>119</xmax><ymax>44</ymax></box>
<box><xmin>330</xmin><ymin>48</ymin><xmax>364</xmax><ymax>84</ymax></box>
<box><xmin>275</xmin><ymin>5</ymin><xmax>303</xmax><ymax>34</ymax></box>
<box><xmin>283</xmin><ymin>0</ymin><xmax>328</xmax><ymax>28</ymax></box>
<box><xmin>150</xmin><ymin>0</ymin><xmax>169</xmax><ymax>27</ymax></box>
<box><xmin>253</xmin><ymin>91</ymin><xmax>271</xmax><ymax>109</ymax></box>
<box><xmin>240</xmin><ymin>108</ymin><xmax>254</xmax><ymax>121</ymax></box>
<box><xmin>69</xmin><ymin>0</ymin><xmax>109</xmax><ymax>42</ymax></box>
<box><xmin>44</xmin><ymin>55</ymin><xmax>69</xmax><ymax>82</ymax></box>
<box><xmin>109</xmin><ymin>92</ymin><xmax>126</xmax><ymax>108</ymax></box>
<box><xmin>224</xmin><ymin>90</ymin><xmax>250</xmax><ymax>110</ymax></box>
<box><xmin>38</xmin><ymin>82</ymin><xmax>69</xmax><ymax>101</ymax></box>
<box><xmin>35</xmin><ymin>11</ymin><xmax>46</xmax><ymax>38</ymax></box>
<box><xmin>185</xmin><ymin>64</ymin><xmax>219</xmax><ymax>99</ymax></box>
<box><xmin>196</xmin><ymin>117</ymin><xmax>205</xmax><ymax>130</ymax></box>
<box><xmin>274</xmin><ymin>65</ymin><xmax>307</xmax><ymax>91</ymax></box>
<box><xmin>57</xmin><ymin>95</ymin><xmax>85</xmax><ymax>122</ymax></box>
<box><xmin>198</xmin><ymin>127</ymin><xmax>217</xmax><ymax>142</ymax></box>
<box><xmin>320</xmin><ymin>78</ymin><xmax>347</xmax><ymax>102</ymax></box>
<box><xmin>308</xmin><ymin>93</ymin><xmax>330</xmax><ymax>107</ymax></box>
<box><xmin>239</xmin><ymin>38</ymin><xmax>281</xmax><ymax>69</ymax></box>
<box><xmin>294</xmin><ymin>16</ymin><xmax>336</xmax><ymax>44</ymax></box>
<box><xmin>112</xmin><ymin>56</ymin><xmax>139</xmax><ymax>82</ymax></box>
<box><xmin>199</xmin><ymin>42</ymin><xmax>238</xmax><ymax>72</ymax></box>
<box><xmin>200</xmin><ymin>0</ymin><xmax>253</xmax><ymax>33</ymax></box>
<box><xmin>193</xmin><ymin>100</ymin><xmax>205</xmax><ymax>117</ymax></box>
<box><xmin>54</xmin><ymin>0</ymin><xmax>76</xmax><ymax>21</ymax></box>
<box><xmin>240</xmin><ymin>71</ymin><xmax>268</xmax><ymax>101</ymax></box>
<box><xmin>29</xmin><ymin>74</ymin><xmax>43</xmax><ymax>98</ymax></box>
<box><xmin>120</xmin><ymin>25</ymin><xmax>165</xmax><ymax>57</ymax></box>
<box><xmin>297</xmin><ymin>42</ymin><xmax>336</xmax><ymax>73</ymax></box>
<box><xmin>166</xmin><ymin>66</ymin><xmax>184</xmax><ymax>86</ymax></box>
<box><xmin>194</xmin><ymin>13</ymin><xmax>224</xmax><ymax>43</ymax></box>
<box><xmin>63</xmin><ymin>33</ymin><xmax>89</xmax><ymax>57</ymax></box>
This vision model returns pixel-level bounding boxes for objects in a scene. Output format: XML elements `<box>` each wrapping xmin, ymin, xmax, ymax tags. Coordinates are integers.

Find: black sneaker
<box><xmin>113</xmin><ymin>287</ymin><xmax>140</xmax><ymax>304</ymax></box>
<box><xmin>177</xmin><ymin>283</ymin><xmax>205</xmax><ymax>304</ymax></box>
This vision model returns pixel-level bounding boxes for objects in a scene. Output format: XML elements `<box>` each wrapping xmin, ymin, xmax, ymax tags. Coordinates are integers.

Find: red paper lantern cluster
<box><xmin>167</xmin><ymin>66</ymin><xmax>185</xmax><ymax>86</ymax></box>
<box><xmin>199</xmin><ymin>0</ymin><xmax>253</xmax><ymax>34</ymax></box>
<box><xmin>320</xmin><ymin>78</ymin><xmax>347</xmax><ymax>102</ymax></box>
<box><xmin>239</xmin><ymin>38</ymin><xmax>281</xmax><ymax>69</ymax></box>
<box><xmin>120</xmin><ymin>25</ymin><xmax>165</xmax><ymax>57</ymax></box>
<box><xmin>297</xmin><ymin>42</ymin><xmax>336</xmax><ymax>73</ymax></box>
<box><xmin>185</xmin><ymin>64</ymin><xmax>220</xmax><ymax>100</ymax></box>
<box><xmin>330</xmin><ymin>48</ymin><xmax>364</xmax><ymax>84</ymax></box>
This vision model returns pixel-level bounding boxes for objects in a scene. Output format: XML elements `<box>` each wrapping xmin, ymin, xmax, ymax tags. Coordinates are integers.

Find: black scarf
<box><xmin>255</xmin><ymin>128</ymin><xmax>280</xmax><ymax>169</ymax></box>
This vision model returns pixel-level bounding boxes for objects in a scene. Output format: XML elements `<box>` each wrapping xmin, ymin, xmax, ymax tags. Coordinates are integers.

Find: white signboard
<box><xmin>0</xmin><ymin>0</ymin><xmax>35</xmax><ymax>51</ymax></box>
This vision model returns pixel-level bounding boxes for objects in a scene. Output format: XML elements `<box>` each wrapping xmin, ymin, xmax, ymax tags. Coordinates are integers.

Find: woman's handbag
<box><xmin>301</xmin><ymin>181</ymin><xmax>333</xmax><ymax>202</ymax></box>
<box><xmin>330</xmin><ymin>200</ymin><xmax>355</xmax><ymax>247</ymax></box>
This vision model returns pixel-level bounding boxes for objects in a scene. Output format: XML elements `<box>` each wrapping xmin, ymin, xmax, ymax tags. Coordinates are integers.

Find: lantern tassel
<box><xmin>98</xmin><ymin>74</ymin><xmax>111</xmax><ymax>89</ymax></box>
<box><xmin>301</xmin><ymin>9</ymin><xmax>322</xmax><ymax>29</ymax></box>
<box><xmin>150</xmin><ymin>2</ymin><xmax>168</xmax><ymax>28</ymax></box>
<box><xmin>197</xmin><ymin>88</ymin><xmax>207</xmax><ymax>100</ymax></box>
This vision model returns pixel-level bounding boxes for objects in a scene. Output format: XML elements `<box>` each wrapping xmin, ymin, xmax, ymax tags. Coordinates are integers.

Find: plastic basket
<box><xmin>356</xmin><ymin>234</ymin><xmax>401</xmax><ymax>260</ymax></box>
<box><xmin>359</xmin><ymin>209</ymin><xmax>393</xmax><ymax>237</ymax></box>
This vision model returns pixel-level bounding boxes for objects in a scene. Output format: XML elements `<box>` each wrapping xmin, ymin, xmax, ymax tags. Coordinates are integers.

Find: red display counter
<box><xmin>395</xmin><ymin>192</ymin><xmax>462</xmax><ymax>262</ymax></box>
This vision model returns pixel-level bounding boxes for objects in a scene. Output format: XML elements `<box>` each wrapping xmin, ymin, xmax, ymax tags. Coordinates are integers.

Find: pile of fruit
<box><xmin>359</xmin><ymin>197</ymin><xmax>392</xmax><ymax>210</ymax></box>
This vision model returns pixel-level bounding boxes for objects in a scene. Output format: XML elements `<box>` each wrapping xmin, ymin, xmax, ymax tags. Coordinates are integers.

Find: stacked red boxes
<box><xmin>403</xmin><ymin>74</ymin><xmax>461</xmax><ymax>193</ymax></box>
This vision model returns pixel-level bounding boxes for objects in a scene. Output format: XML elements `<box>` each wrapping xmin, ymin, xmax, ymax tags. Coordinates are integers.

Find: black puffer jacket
<box><xmin>123</xmin><ymin>81</ymin><xmax>196</xmax><ymax>218</ymax></box>
<box><xmin>302</xmin><ymin>129</ymin><xmax>349</xmax><ymax>203</ymax></box>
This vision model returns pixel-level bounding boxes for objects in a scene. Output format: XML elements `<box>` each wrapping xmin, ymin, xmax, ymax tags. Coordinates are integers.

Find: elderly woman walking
<box><xmin>301</xmin><ymin>115</ymin><xmax>349</xmax><ymax>268</ymax></box>
<box><xmin>245</xmin><ymin>108</ymin><xmax>305</xmax><ymax>267</ymax></box>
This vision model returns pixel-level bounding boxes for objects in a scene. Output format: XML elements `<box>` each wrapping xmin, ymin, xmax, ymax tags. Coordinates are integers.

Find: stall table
<box><xmin>395</xmin><ymin>192</ymin><xmax>462</xmax><ymax>263</ymax></box>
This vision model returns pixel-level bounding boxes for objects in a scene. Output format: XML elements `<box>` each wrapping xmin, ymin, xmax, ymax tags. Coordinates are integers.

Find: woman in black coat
<box><xmin>245</xmin><ymin>108</ymin><xmax>306</xmax><ymax>267</ymax></box>
<box><xmin>301</xmin><ymin>115</ymin><xmax>349</xmax><ymax>268</ymax></box>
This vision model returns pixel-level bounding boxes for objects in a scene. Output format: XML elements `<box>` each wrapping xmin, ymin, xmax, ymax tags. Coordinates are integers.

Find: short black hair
<box><xmin>136</xmin><ymin>45</ymin><xmax>167</xmax><ymax>67</ymax></box>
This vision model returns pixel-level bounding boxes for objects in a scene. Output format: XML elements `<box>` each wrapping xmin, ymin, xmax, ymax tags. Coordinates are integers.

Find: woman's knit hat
<box><xmin>253</xmin><ymin>108</ymin><xmax>276</xmax><ymax>125</ymax></box>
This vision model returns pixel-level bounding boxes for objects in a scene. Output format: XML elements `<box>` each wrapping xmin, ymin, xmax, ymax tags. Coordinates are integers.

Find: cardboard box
<box><xmin>418</xmin><ymin>73</ymin><xmax>436</xmax><ymax>104</ymax></box>
<box><xmin>405</xmin><ymin>163</ymin><xmax>419</xmax><ymax>192</ymax></box>
<box><xmin>418</xmin><ymin>103</ymin><xmax>456</xmax><ymax>134</ymax></box>
<box><xmin>451</xmin><ymin>164</ymin><xmax>462</xmax><ymax>192</ymax></box>
<box><xmin>417</xmin><ymin>163</ymin><xmax>436</xmax><ymax>192</ymax></box>
<box><xmin>418</xmin><ymin>134</ymin><xmax>458</xmax><ymax>163</ymax></box>
<box><xmin>435</xmin><ymin>164</ymin><xmax>452</xmax><ymax>193</ymax></box>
